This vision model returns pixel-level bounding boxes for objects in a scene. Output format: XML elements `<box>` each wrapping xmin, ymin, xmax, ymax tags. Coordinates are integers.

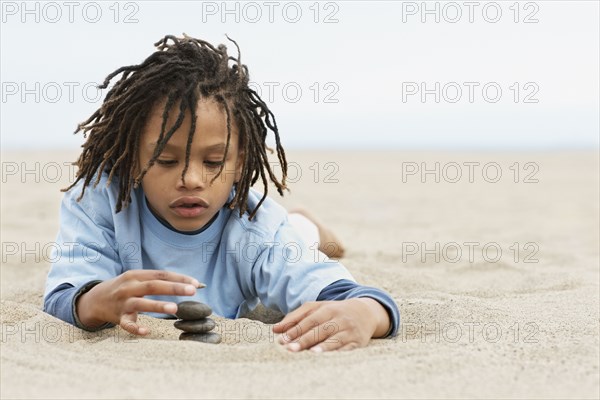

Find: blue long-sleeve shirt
<box><xmin>43</xmin><ymin>170</ymin><xmax>400</xmax><ymax>337</ymax></box>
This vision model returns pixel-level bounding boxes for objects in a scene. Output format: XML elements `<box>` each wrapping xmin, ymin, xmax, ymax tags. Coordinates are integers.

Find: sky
<box><xmin>1</xmin><ymin>0</ymin><xmax>599</xmax><ymax>150</ymax></box>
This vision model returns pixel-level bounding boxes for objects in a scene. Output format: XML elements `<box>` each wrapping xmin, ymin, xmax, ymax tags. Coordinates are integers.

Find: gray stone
<box><xmin>176</xmin><ymin>301</ymin><xmax>212</xmax><ymax>320</ymax></box>
<box><xmin>179</xmin><ymin>332</ymin><xmax>222</xmax><ymax>344</ymax></box>
<box><xmin>174</xmin><ymin>318</ymin><xmax>216</xmax><ymax>333</ymax></box>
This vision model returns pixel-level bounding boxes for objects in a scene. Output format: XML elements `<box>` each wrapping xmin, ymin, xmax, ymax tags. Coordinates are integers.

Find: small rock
<box><xmin>179</xmin><ymin>332</ymin><xmax>222</xmax><ymax>344</ymax></box>
<box><xmin>174</xmin><ymin>318</ymin><xmax>216</xmax><ymax>333</ymax></box>
<box><xmin>176</xmin><ymin>301</ymin><xmax>212</xmax><ymax>320</ymax></box>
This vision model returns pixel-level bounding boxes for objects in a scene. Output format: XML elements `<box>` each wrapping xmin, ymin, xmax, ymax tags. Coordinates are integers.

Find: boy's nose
<box><xmin>176</xmin><ymin>162</ymin><xmax>207</xmax><ymax>190</ymax></box>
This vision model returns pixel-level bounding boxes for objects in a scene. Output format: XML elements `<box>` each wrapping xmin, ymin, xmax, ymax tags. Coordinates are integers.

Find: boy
<box><xmin>44</xmin><ymin>34</ymin><xmax>400</xmax><ymax>352</ymax></box>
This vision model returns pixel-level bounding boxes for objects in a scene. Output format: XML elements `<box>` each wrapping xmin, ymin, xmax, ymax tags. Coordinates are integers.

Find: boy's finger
<box><xmin>131</xmin><ymin>280</ymin><xmax>197</xmax><ymax>297</ymax></box>
<box><xmin>293</xmin><ymin>317</ymin><xmax>340</xmax><ymax>351</ymax></box>
<box><xmin>281</xmin><ymin>309</ymin><xmax>332</xmax><ymax>347</ymax></box>
<box><xmin>123</xmin><ymin>298</ymin><xmax>178</xmax><ymax>315</ymax></box>
<box><xmin>120</xmin><ymin>314</ymin><xmax>147</xmax><ymax>336</ymax></box>
<box><xmin>287</xmin><ymin>307</ymin><xmax>336</xmax><ymax>343</ymax></box>
<box><xmin>128</xmin><ymin>270</ymin><xmax>204</xmax><ymax>288</ymax></box>
<box><xmin>285</xmin><ymin>321</ymin><xmax>334</xmax><ymax>352</ymax></box>
<box><xmin>337</xmin><ymin>342</ymin><xmax>360</xmax><ymax>351</ymax></box>
<box><xmin>273</xmin><ymin>302</ymin><xmax>320</xmax><ymax>333</ymax></box>
<box><xmin>277</xmin><ymin>323</ymin><xmax>304</xmax><ymax>344</ymax></box>
<box><xmin>309</xmin><ymin>333</ymin><xmax>346</xmax><ymax>353</ymax></box>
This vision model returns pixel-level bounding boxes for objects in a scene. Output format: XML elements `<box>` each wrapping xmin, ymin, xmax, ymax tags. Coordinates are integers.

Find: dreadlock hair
<box><xmin>62</xmin><ymin>33</ymin><xmax>288</xmax><ymax>221</ymax></box>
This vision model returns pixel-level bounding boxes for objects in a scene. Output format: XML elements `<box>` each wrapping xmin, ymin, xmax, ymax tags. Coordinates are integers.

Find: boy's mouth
<box><xmin>170</xmin><ymin>197</ymin><xmax>209</xmax><ymax>217</ymax></box>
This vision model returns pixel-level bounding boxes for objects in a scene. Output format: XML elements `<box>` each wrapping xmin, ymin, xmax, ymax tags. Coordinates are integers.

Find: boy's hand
<box><xmin>75</xmin><ymin>270</ymin><xmax>203</xmax><ymax>336</ymax></box>
<box><xmin>272</xmin><ymin>298</ymin><xmax>391</xmax><ymax>352</ymax></box>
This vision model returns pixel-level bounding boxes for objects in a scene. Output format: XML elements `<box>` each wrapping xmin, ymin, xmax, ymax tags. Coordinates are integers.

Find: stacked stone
<box><xmin>175</xmin><ymin>301</ymin><xmax>221</xmax><ymax>344</ymax></box>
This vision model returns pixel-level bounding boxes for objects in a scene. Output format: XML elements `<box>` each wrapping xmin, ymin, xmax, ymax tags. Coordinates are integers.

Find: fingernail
<box><xmin>311</xmin><ymin>346</ymin><xmax>323</xmax><ymax>353</ymax></box>
<box><xmin>191</xmin><ymin>279</ymin><xmax>200</xmax><ymax>287</ymax></box>
<box><xmin>186</xmin><ymin>285</ymin><xmax>196</xmax><ymax>294</ymax></box>
<box><xmin>287</xmin><ymin>342</ymin><xmax>300</xmax><ymax>352</ymax></box>
<box><xmin>278</xmin><ymin>335</ymin><xmax>286</xmax><ymax>345</ymax></box>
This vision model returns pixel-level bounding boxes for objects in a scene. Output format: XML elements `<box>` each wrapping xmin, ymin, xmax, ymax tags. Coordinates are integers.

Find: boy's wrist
<box><xmin>355</xmin><ymin>297</ymin><xmax>391</xmax><ymax>338</ymax></box>
<box><xmin>73</xmin><ymin>280</ymin><xmax>111</xmax><ymax>331</ymax></box>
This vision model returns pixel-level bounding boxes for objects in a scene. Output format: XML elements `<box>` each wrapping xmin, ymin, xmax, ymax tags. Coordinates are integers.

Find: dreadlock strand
<box><xmin>209</xmin><ymin>94</ymin><xmax>234</xmax><ymax>187</ymax></box>
<box><xmin>180</xmin><ymin>90</ymin><xmax>199</xmax><ymax>186</ymax></box>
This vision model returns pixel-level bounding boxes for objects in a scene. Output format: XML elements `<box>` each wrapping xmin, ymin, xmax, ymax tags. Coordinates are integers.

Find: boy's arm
<box><xmin>271</xmin><ymin>280</ymin><xmax>400</xmax><ymax>351</ymax></box>
<box><xmin>44</xmin><ymin>280</ymin><xmax>115</xmax><ymax>331</ymax></box>
<box><xmin>44</xmin><ymin>173</ymin><xmax>123</xmax><ymax>324</ymax></box>
<box><xmin>273</xmin><ymin>296</ymin><xmax>392</xmax><ymax>352</ymax></box>
<box><xmin>248</xmin><ymin>216</ymin><xmax>400</xmax><ymax>350</ymax></box>
<box><xmin>43</xmin><ymin>283</ymin><xmax>79</xmax><ymax>326</ymax></box>
<box><xmin>316</xmin><ymin>279</ymin><xmax>400</xmax><ymax>338</ymax></box>
<box><xmin>46</xmin><ymin>271</ymin><xmax>203</xmax><ymax>334</ymax></box>
<box><xmin>44</xmin><ymin>173</ymin><xmax>203</xmax><ymax>335</ymax></box>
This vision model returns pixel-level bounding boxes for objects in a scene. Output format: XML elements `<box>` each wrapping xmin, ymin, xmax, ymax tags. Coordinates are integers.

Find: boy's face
<box><xmin>138</xmin><ymin>97</ymin><xmax>243</xmax><ymax>232</ymax></box>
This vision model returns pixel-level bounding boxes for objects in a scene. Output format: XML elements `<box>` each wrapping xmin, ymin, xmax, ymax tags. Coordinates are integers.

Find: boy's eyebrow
<box><xmin>147</xmin><ymin>142</ymin><xmax>227</xmax><ymax>152</ymax></box>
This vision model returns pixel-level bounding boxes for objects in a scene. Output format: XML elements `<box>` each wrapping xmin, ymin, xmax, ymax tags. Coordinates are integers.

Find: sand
<box><xmin>1</xmin><ymin>149</ymin><xmax>598</xmax><ymax>399</ymax></box>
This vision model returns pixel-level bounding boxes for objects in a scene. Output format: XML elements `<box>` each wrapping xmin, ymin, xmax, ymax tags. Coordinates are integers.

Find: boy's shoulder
<box><xmin>62</xmin><ymin>169</ymin><xmax>123</xmax><ymax>222</ymax></box>
<box><xmin>63</xmin><ymin>171</ymin><xmax>139</xmax><ymax>227</ymax></box>
<box><xmin>224</xmin><ymin>187</ymin><xmax>289</xmax><ymax>241</ymax></box>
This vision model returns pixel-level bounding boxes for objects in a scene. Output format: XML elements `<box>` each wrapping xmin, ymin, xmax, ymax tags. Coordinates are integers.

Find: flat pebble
<box><xmin>176</xmin><ymin>301</ymin><xmax>212</xmax><ymax>320</ymax></box>
<box><xmin>174</xmin><ymin>318</ymin><xmax>216</xmax><ymax>333</ymax></box>
<box><xmin>179</xmin><ymin>332</ymin><xmax>222</xmax><ymax>344</ymax></box>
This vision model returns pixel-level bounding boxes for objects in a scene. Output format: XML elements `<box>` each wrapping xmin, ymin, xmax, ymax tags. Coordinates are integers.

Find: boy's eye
<box><xmin>156</xmin><ymin>159</ymin><xmax>176</xmax><ymax>166</ymax></box>
<box><xmin>154</xmin><ymin>160</ymin><xmax>224</xmax><ymax>168</ymax></box>
<box><xmin>204</xmin><ymin>161</ymin><xmax>224</xmax><ymax>169</ymax></box>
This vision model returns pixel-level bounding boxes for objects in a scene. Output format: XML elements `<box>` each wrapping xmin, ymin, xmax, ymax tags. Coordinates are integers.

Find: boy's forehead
<box><xmin>146</xmin><ymin>140</ymin><xmax>227</xmax><ymax>151</ymax></box>
<box><xmin>141</xmin><ymin>96</ymin><xmax>240</xmax><ymax>151</ymax></box>
<box><xmin>142</xmin><ymin>136</ymin><xmax>237</xmax><ymax>157</ymax></box>
<box><xmin>146</xmin><ymin>98</ymin><xmax>233</xmax><ymax>131</ymax></box>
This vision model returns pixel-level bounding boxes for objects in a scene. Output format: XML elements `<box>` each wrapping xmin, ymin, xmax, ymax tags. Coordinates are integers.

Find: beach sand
<box><xmin>1</xmin><ymin>150</ymin><xmax>598</xmax><ymax>399</ymax></box>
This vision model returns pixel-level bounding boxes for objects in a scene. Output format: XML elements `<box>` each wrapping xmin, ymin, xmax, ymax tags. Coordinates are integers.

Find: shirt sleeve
<box><xmin>249</xmin><ymin>217</ymin><xmax>356</xmax><ymax>315</ymax></box>
<box><xmin>43</xmin><ymin>283</ymin><xmax>79</xmax><ymax>326</ymax></box>
<box><xmin>317</xmin><ymin>279</ymin><xmax>401</xmax><ymax>338</ymax></box>
<box><xmin>43</xmin><ymin>180</ymin><xmax>125</xmax><ymax>322</ymax></box>
<box><xmin>43</xmin><ymin>280</ymin><xmax>115</xmax><ymax>331</ymax></box>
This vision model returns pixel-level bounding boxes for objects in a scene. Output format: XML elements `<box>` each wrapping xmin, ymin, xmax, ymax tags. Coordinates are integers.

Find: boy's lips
<box><xmin>169</xmin><ymin>197</ymin><xmax>209</xmax><ymax>208</ymax></box>
<box><xmin>170</xmin><ymin>197</ymin><xmax>209</xmax><ymax>218</ymax></box>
